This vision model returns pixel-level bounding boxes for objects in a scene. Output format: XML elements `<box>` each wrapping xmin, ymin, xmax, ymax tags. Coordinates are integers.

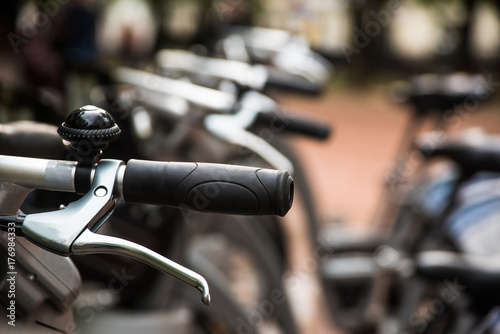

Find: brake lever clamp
<box><xmin>22</xmin><ymin>106</ymin><xmax>211</xmax><ymax>305</ymax></box>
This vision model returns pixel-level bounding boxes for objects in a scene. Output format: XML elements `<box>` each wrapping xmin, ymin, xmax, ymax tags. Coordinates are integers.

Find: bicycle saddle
<box><xmin>392</xmin><ymin>73</ymin><xmax>490</xmax><ymax>115</ymax></box>
<box><xmin>416</xmin><ymin>250</ymin><xmax>500</xmax><ymax>292</ymax></box>
<box><xmin>416</xmin><ymin>130</ymin><xmax>500</xmax><ymax>174</ymax></box>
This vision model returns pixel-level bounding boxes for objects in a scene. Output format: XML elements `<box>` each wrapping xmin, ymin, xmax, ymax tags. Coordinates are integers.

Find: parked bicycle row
<box><xmin>2</xmin><ymin>6</ymin><xmax>500</xmax><ymax>334</ymax></box>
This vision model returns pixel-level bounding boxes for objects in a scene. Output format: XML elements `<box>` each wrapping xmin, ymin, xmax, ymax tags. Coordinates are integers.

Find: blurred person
<box><xmin>96</xmin><ymin>0</ymin><xmax>158</xmax><ymax>63</ymax></box>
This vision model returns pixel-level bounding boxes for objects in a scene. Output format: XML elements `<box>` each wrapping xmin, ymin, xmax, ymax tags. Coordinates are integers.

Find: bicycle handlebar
<box><xmin>0</xmin><ymin>155</ymin><xmax>294</xmax><ymax>217</ymax></box>
<box><xmin>255</xmin><ymin>111</ymin><xmax>331</xmax><ymax>140</ymax></box>
<box><xmin>266</xmin><ymin>69</ymin><xmax>325</xmax><ymax>95</ymax></box>
<box><xmin>0</xmin><ymin>121</ymin><xmax>65</xmax><ymax>159</ymax></box>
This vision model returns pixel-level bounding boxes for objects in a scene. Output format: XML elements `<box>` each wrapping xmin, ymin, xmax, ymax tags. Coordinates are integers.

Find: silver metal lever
<box><xmin>22</xmin><ymin>159</ymin><xmax>211</xmax><ymax>305</ymax></box>
<box><xmin>72</xmin><ymin>229</ymin><xmax>210</xmax><ymax>305</ymax></box>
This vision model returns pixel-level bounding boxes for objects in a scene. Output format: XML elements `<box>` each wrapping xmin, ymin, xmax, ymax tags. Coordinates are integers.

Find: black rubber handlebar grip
<box><xmin>0</xmin><ymin>121</ymin><xmax>66</xmax><ymax>159</ymax></box>
<box><xmin>256</xmin><ymin>112</ymin><xmax>331</xmax><ymax>140</ymax></box>
<box><xmin>122</xmin><ymin>160</ymin><xmax>294</xmax><ymax>216</ymax></box>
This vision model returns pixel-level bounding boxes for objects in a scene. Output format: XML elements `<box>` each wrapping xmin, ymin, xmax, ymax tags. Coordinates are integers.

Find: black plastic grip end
<box><xmin>256</xmin><ymin>112</ymin><xmax>331</xmax><ymax>140</ymax></box>
<box><xmin>255</xmin><ymin>169</ymin><xmax>294</xmax><ymax>216</ymax></box>
<box><xmin>122</xmin><ymin>160</ymin><xmax>294</xmax><ymax>216</ymax></box>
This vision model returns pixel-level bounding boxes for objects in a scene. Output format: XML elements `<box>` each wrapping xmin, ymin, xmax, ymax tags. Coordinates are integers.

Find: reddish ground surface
<box><xmin>284</xmin><ymin>88</ymin><xmax>408</xmax><ymax>225</ymax></box>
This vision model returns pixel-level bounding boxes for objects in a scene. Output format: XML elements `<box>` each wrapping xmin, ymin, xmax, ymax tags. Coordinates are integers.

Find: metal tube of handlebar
<box><xmin>0</xmin><ymin>155</ymin><xmax>76</xmax><ymax>192</ymax></box>
<box><xmin>156</xmin><ymin>49</ymin><xmax>269</xmax><ymax>90</ymax></box>
<box><xmin>113</xmin><ymin>67</ymin><xmax>237</xmax><ymax>111</ymax></box>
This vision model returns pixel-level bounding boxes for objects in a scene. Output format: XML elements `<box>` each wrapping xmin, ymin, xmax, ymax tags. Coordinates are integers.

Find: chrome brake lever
<box><xmin>72</xmin><ymin>229</ymin><xmax>210</xmax><ymax>305</ymax></box>
<box><xmin>22</xmin><ymin>159</ymin><xmax>210</xmax><ymax>305</ymax></box>
<box><xmin>204</xmin><ymin>91</ymin><xmax>294</xmax><ymax>174</ymax></box>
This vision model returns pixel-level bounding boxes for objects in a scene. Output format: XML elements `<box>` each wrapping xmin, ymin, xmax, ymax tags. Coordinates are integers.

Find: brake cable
<box><xmin>0</xmin><ymin>214</ymin><xmax>25</xmax><ymax>236</ymax></box>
